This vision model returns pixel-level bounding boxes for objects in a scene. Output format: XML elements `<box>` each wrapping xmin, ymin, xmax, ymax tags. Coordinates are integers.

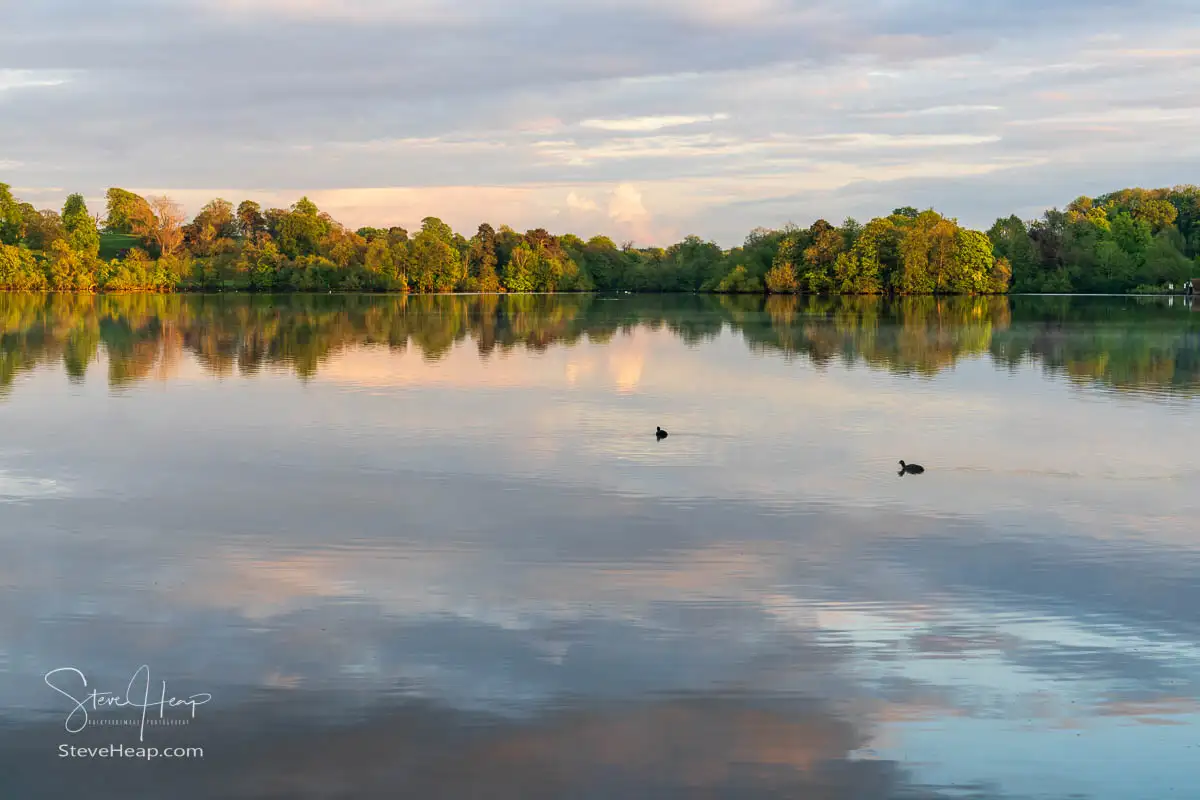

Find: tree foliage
<box><xmin>0</xmin><ymin>182</ymin><xmax>1195</xmax><ymax>294</ymax></box>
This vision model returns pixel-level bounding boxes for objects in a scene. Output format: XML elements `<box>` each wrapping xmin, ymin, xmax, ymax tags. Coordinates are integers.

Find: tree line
<box><xmin>1</xmin><ymin>182</ymin><xmax>1198</xmax><ymax>295</ymax></box>
<box><xmin>2</xmin><ymin>293</ymin><xmax>1196</xmax><ymax>400</ymax></box>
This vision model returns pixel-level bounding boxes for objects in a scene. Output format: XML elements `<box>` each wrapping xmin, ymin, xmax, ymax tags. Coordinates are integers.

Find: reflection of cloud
<box><xmin>0</xmin><ymin>693</ymin><xmax>982</xmax><ymax>799</ymax></box>
<box><xmin>0</xmin><ymin>468</ymin><xmax>64</xmax><ymax>502</ymax></box>
<box><xmin>1093</xmin><ymin>697</ymin><xmax>1200</xmax><ymax>722</ymax></box>
<box><xmin>3</xmin><ymin>293</ymin><xmax>1200</xmax><ymax>798</ymax></box>
<box><xmin>1</xmin><ymin>440</ymin><xmax>1198</xmax><ymax>796</ymax></box>
<box><xmin>608</xmin><ymin>352</ymin><xmax>644</xmax><ymax>394</ymax></box>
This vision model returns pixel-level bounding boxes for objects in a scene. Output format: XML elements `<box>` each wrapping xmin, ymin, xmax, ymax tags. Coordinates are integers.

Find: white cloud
<box><xmin>608</xmin><ymin>183</ymin><xmax>648</xmax><ymax>223</ymax></box>
<box><xmin>799</xmin><ymin>133</ymin><xmax>1002</xmax><ymax>149</ymax></box>
<box><xmin>534</xmin><ymin>134</ymin><xmax>763</xmax><ymax>164</ymax></box>
<box><xmin>0</xmin><ymin>70</ymin><xmax>69</xmax><ymax>93</ymax></box>
<box><xmin>858</xmin><ymin>105</ymin><xmax>1003</xmax><ymax>118</ymax></box>
<box><xmin>566</xmin><ymin>191</ymin><xmax>598</xmax><ymax>212</ymax></box>
<box><xmin>1008</xmin><ymin>108</ymin><xmax>1200</xmax><ymax>126</ymax></box>
<box><xmin>212</xmin><ymin>0</ymin><xmax>464</xmax><ymax>22</ymax></box>
<box><xmin>324</xmin><ymin>136</ymin><xmax>508</xmax><ymax>153</ymax></box>
<box><xmin>579</xmin><ymin>113</ymin><xmax>730</xmax><ymax>132</ymax></box>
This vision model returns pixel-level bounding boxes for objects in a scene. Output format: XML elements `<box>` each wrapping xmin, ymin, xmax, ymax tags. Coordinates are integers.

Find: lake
<box><xmin>1</xmin><ymin>292</ymin><xmax>1198</xmax><ymax>799</ymax></box>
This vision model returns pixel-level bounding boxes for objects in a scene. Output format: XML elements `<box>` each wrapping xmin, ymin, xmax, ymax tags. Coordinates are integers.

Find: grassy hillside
<box><xmin>99</xmin><ymin>233</ymin><xmax>141</xmax><ymax>260</ymax></box>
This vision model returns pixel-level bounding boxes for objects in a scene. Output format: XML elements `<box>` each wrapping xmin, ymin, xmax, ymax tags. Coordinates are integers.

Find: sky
<box><xmin>2</xmin><ymin>0</ymin><xmax>1200</xmax><ymax>246</ymax></box>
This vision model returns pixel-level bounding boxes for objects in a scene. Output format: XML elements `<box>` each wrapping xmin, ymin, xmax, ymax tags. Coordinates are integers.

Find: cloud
<box><xmin>0</xmin><ymin>70</ymin><xmax>70</xmax><ymax>92</ymax></box>
<box><xmin>565</xmin><ymin>190</ymin><xmax>598</xmax><ymax>211</ymax></box>
<box><xmin>2</xmin><ymin>1</ymin><xmax>1199</xmax><ymax>244</ymax></box>
<box><xmin>579</xmin><ymin>113</ymin><xmax>730</xmax><ymax>131</ymax></box>
<box><xmin>857</xmin><ymin>104</ymin><xmax>1003</xmax><ymax>118</ymax></box>
<box><xmin>799</xmin><ymin>133</ymin><xmax>1002</xmax><ymax>149</ymax></box>
<box><xmin>606</xmin><ymin>183</ymin><xmax>653</xmax><ymax>238</ymax></box>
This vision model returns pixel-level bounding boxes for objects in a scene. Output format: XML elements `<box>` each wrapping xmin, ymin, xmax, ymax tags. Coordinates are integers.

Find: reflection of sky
<box><xmin>1</xmin><ymin>316</ymin><xmax>1198</xmax><ymax>798</ymax></box>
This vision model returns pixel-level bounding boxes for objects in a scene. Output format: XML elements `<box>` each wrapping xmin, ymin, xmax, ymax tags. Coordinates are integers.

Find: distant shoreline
<box><xmin>0</xmin><ymin>289</ymin><xmax>1193</xmax><ymax>298</ymax></box>
<box><xmin>3</xmin><ymin>184</ymin><xmax>1197</xmax><ymax>296</ymax></box>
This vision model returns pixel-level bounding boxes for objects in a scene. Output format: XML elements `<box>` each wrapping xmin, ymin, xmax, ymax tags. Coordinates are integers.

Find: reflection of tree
<box><xmin>1</xmin><ymin>293</ymin><xmax>1197</xmax><ymax>400</ymax></box>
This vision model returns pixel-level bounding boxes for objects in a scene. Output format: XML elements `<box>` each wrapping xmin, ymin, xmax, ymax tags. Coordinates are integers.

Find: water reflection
<box><xmin>2</xmin><ymin>293</ymin><xmax>1199</xmax><ymax>401</ymax></box>
<box><xmin>0</xmin><ymin>293</ymin><xmax>1197</xmax><ymax>798</ymax></box>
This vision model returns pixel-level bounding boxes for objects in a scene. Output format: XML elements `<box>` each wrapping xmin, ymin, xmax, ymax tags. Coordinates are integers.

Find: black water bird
<box><xmin>898</xmin><ymin>460</ymin><xmax>924</xmax><ymax>475</ymax></box>
<box><xmin>656</xmin><ymin>426</ymin><xmax>668</xmax><ymax>440</ymax></box>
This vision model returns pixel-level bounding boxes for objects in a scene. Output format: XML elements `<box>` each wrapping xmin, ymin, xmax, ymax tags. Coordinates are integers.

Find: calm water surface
<box><xmin>1</xmin><ymin>293</ymin><xmax>1199</xmax><ymax>798</ymax></box>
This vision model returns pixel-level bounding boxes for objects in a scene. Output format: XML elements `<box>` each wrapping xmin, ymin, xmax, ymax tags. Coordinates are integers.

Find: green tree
<box><xmin>104</xmin><ymin>188</ymin><xmax>157</xmax><ymax>237</ymax></box>
<box><xmin>840</xmin><ymin>217</ymin><xmax>895</xmax><ymax>294</ymax></box>
<box><xmin>764</xmin><ymin>249</ymin><xmax>798</xmax><ymax>293</ymax></box>
<box><xmin>1140</xmin><ymin>231</ymin><xmax>1192</xmax><ymax>285</ymax></box>
<box><xmin>48</xmin><ymin>239</ymin><xmax>96</xmax><ymax>290</ymax></box>
<box><xmin>798</xmin><ymin>220</ymin><xmax>844</xmax><ymax>292</ymax></box>
<box><xmin>0</xmin><ymin>242</ymin><xmax>47</xmax><ymax>289</ymax></box>
<box><xmin>274</xmin><ymin>197</ymin><xmax>330</xmax><ymax>257</ymax></box>
<box><xmin>0</xmin><ymin>183</ymin><xmax>23</xmax><ymax>245</ymax></box>
<box><xmin>237</xmin><ymin>200</ymin><xmax>267</xmax><ymax>241</ymax></box>
<box><xmin>503</xmin><ymin>241</ymin><xmax>537</xmax><ymax>292</ymax></box>
<box><xmin>468</xmin><ymin>223</ymin><xmax>500</xmax><ymax>292</ymax></box>
<box><xmin>22</xmin><ymin>209</ymin><xmax>66</xmax><ymax>251</ymax></box>
<box><xmin>954</xmin><ymin>229</ymin><xmax>1004</xmax><ymax>293</ymax></box>
<box><xmin>987</xmin><ymin>216</ymin><xmax>1039</xmax><ymax>291</ymax></box>
<box><xmin>184</xmin><ymin>198</ymin><xmax>237</xmax><ymax>255</ymax></box>
<box><xmin>62</xmin><ymin>194</ymin><xmax>100</xmax><ymax>257</ymax></box>
<box><xmin>409</xmin><ymin>228</ymin><xmax>460</xmax><ymax>292</ymax></box>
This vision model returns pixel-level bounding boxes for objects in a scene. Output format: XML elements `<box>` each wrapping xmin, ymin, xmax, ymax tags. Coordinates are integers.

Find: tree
<box><xmin>954</xmin><ymin>229</ymin><xmax>1005</xmax><ymax>293</ymax></box>
<box><xmin>23</xmin><ymin>209</ymin><xmax>66</xmax><ymax>251</ymax></box>
<box><xmin>184</xmin><ymin>198</ymin><xmax>236</xmax><ymax>255</ymax></box>
<box><xmin>48</xmin><ymin>239</ymin><xmax>95</xmax><ymax>290</ymax></box>
<box><xmin>503</xmin><ymin>242</ymin><xmax>537</xmax><ymax>292</ymax></box>
<box><xmin>1140</xmin><ymin>231</ymin><xmax>1192</xmax><ymax>285</ymax></box>
<box><xmin>0</xmin><ymin>183</ymin><xmax>23</xmax><ymax>245</ymax></box>
<box><xmin>715</xmin><ymin>263</ymin><xmax>762</xmax><ymax>293</ymax></box>
<box><xmin>409</xmin><ymin>227</ymin><xmax>460</xmax><ymax>292</ymax></box>
<box><xmin>146</xmin><ymin>195</ymin><xmax>186</xmax><ymax>256</ymax></box>
<box><xmin>363</xmin><ymin>236</ymin><xmax>400</xmax><ymax>289</ymax></box>
<box><xmin>1066</xmin><ymin>196</ymin><xmax>1111</xmax><ymax>230</ymax></box>
<box><xmin>764</xmin><ymin>252</ymin><xmax>798</xmax><ymax>293</ymax></box>
<box><xmin>418</xmin><ymin>216</ymin><xmax>454</xmax><ymax>244</ymax></box>
<box><xmin>62</xmin><ymin>193</ymin><xmax>90</xmax><ymax>232</ymax></box>
<box><xmin>840</xmin><ymin>217</ymin><xmax>895</xmax><ymax>294</ymax></box>
<box><xmin>104</xmin><ymin>188</ymin><xmax>156</xmax><ymax>235</ymax></box>
<box><xmin>987</xmin><ymin>216</ymin><xmax>1039</xmax><ymax>291</ymax></box>
<box><xmin>62</xmin><ymin>194</ymin><xmax>100</xmax><ymax>257</ymax></box>
<box><xmin>666</xmin><ymin>234</ymin><xmax>724</xmax><ymax>291</ymax></box>
<box><xmin>468</xmin><ymin>223</ymin><xmax>500</xmax><ymax>292</ymax></box>
<box><xmin>274</xmin><ymin>197</ymin><xmax>329</xmax><ymax>257</ymax></box>
<box><xmin>0</xmin><ymin>242</ymin><xmax>44</xmax><ymax>289</ymax></box>
<box><xmin>799</xmin><ymin>221</ymin><xmax>843</xmax><ymax>292</ymax></box>
<box><xmin>1133</xmin><ymin>199</ymin><xmax>1178</xmax><ymax>232</ymax></box>
<box><xmin>236</xmin><ymin>200</ymin><xmax>267</xmax><ymax>241</ymax></box>
<box><xmin>840</xmin><ymin>217</ymin><xmax>863</xmax><ymax>250</ymax></box>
